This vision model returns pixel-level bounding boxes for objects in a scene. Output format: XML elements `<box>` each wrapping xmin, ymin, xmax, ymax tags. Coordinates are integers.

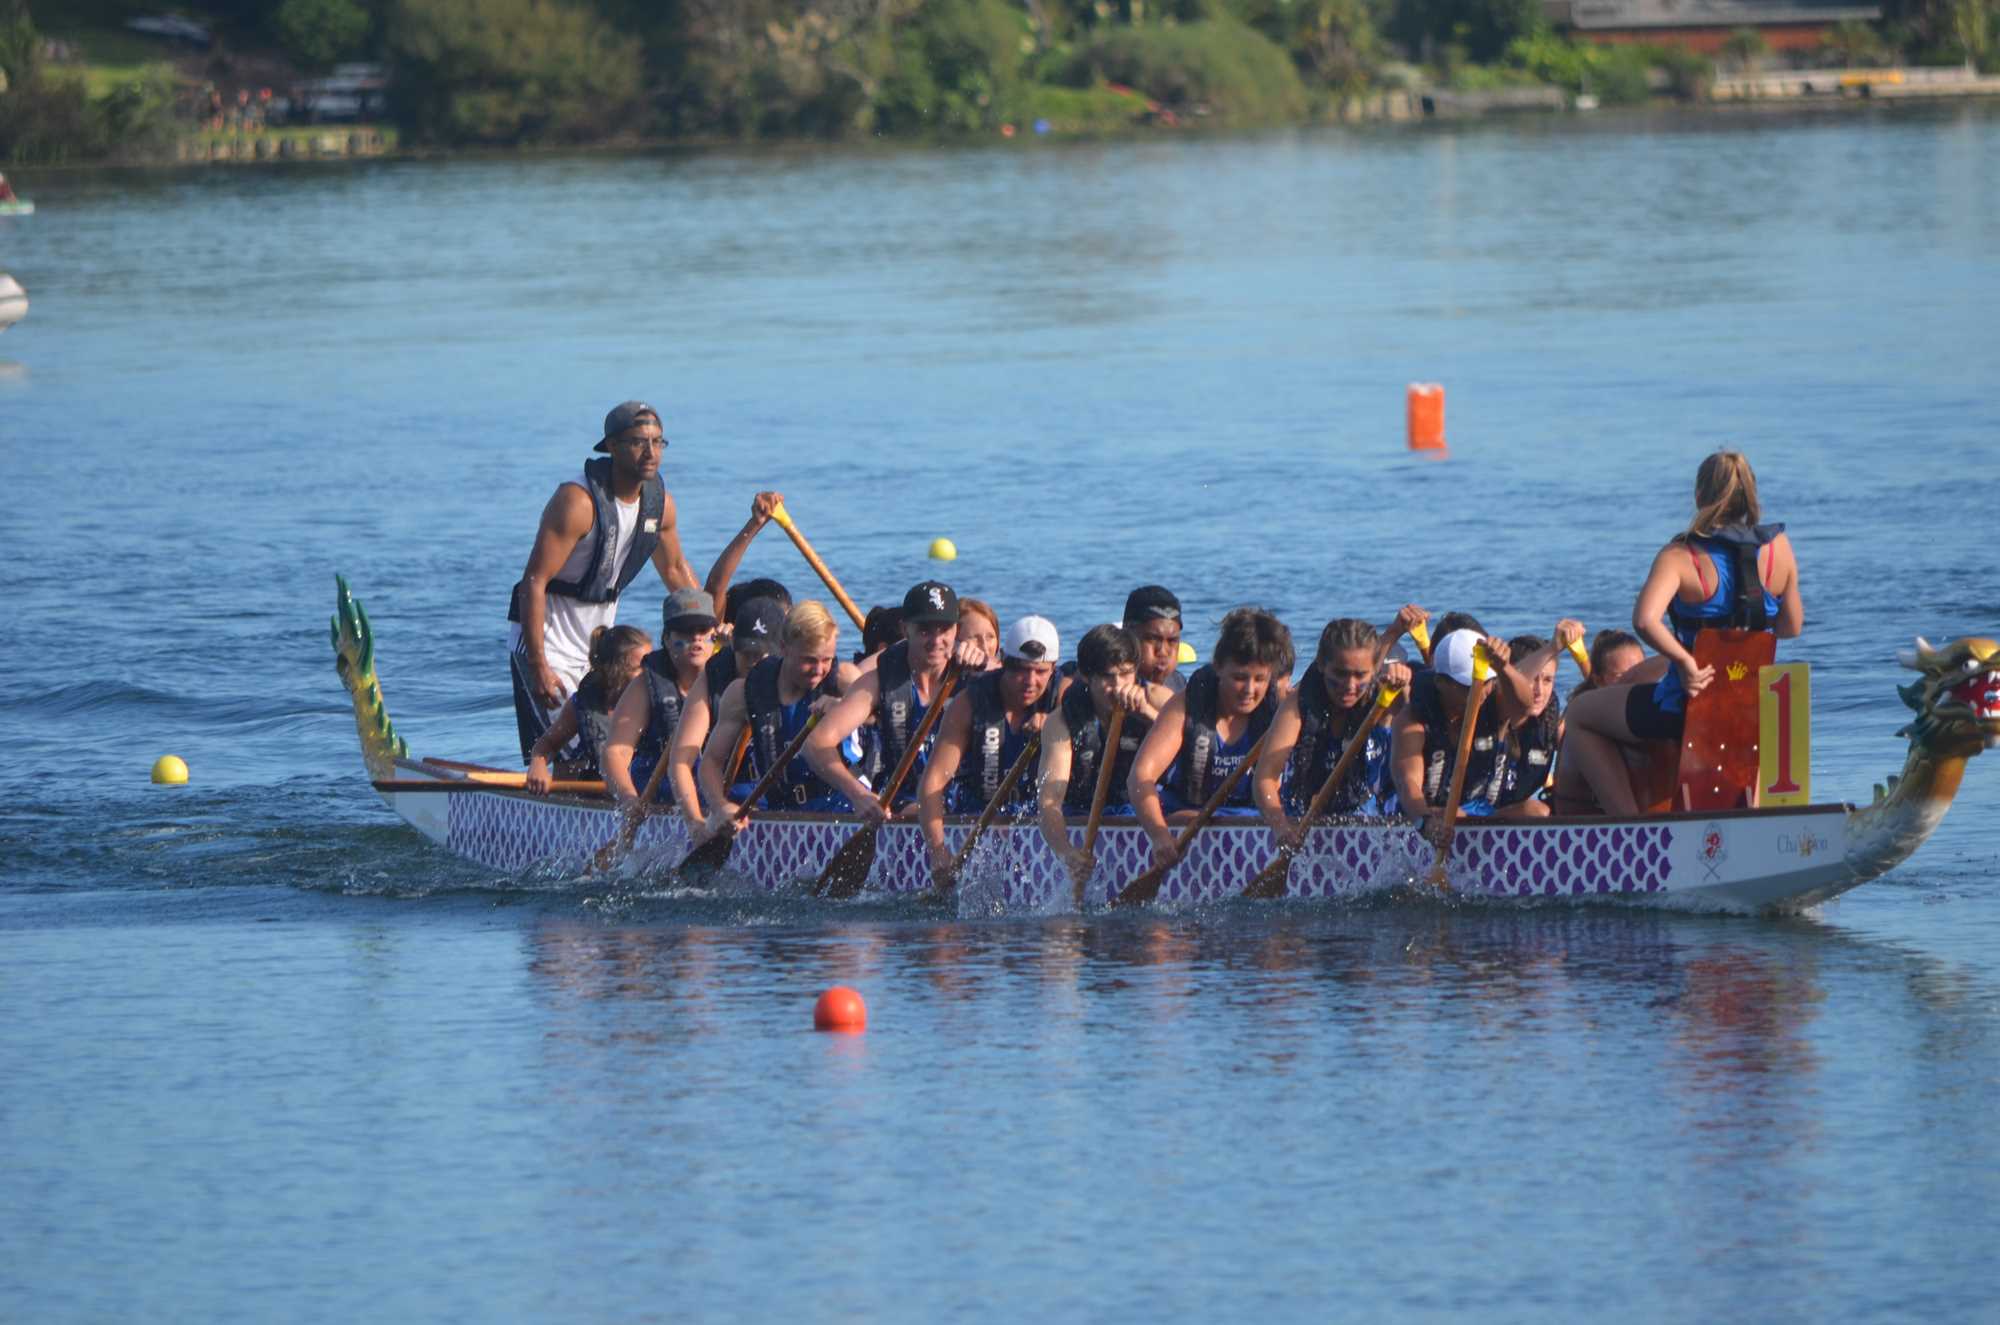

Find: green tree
<box><xmin>1821</xmin><ymin>18</ymin><xmax>1886</xmax><ymax>66</ymax></box>
<box><xmin>1719</xmin><ymin>25</ymin><xmax>1768</xmax><ymax>70</ymax></box>
<box><xmin>386</xmin><ymin>0</ymin><xmax>644</xmax><ymax>143</ymax></box>
<box><xmin>275</xmin><ymin>0</ymin><xmax>374</xmax><ymax>70</ymax></box>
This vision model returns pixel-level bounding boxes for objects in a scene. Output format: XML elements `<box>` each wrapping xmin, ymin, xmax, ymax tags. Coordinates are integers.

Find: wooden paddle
<box><xmin>1071</xmin><ymin>705</ymin><xmax>1127</xmax><ymax>907</ymax></box>
<box><xmin>940</xmin><ymin>734</ymin><xmax>1041</xmax><ymax>885</ymax></box>
<box><xmin>769</xmin><ymin>502</ymin><xmax>867</xmax><ymax>632</ymax></box>
<box><xmin>1241</xmin><ymin>683</ymin><xmax>1402</xmax><ymax>901</ymax></box>
<box><xmin>470</xmin><ymin>769</ymin><xmax>606</xmax><ymax>792</ymax></box>
<box><xmin>816</xmin><ymin>666</ymin><xmax>962</xmax><ymax>899</ymax></box>
<box><xmin>1424</xmin><ymin>646</ymin><xmax>1496</xmax><ymax>893</ymax></box>
<box><xmin>680</xmin><ymin>715</ymin><xmax>822</xmax><ymax>875</ymax></box>
<box><xmin>1112</xmin><ymin>728</ymin><xmax>1272</xmax><ymax>908</ymax></box>
<box><xmin>592</xmin><ymin>738</ymin><xmax>675</xmax><ymax>872</ymax></box>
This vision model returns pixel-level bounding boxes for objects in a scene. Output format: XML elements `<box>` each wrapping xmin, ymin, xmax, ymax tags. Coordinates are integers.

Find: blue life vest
<box><xmin>744</xmin><ymin>655</ymin><xmax>842</xmax><ymax>809</ymax></box>
<box><xmin>506</xmin><ymin>458</ymin><xmax>664</xmax><ymax>620</ymax></box>
<box><xmin>1285</xmin><ymin>668</ymin><xmax>1390</xmax><ymax>817</ymax></box>
<box><xmin>1166</xmin><ymin>665</ymin><xmax>1276</xmax><ymax>810</ymax></box>
<box><xmin>1655</xmin><ymin>523</ymin><xmax>1784</xmax><ymax>714</ymax></box>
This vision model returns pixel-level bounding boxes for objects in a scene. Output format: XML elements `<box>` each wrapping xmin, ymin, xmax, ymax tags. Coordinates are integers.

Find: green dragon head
<box><xmin>1896</xmin><ymin>636</ymin><xmax>2000</xmax><ymax>757</ymax></box>
<box><xmin>332</xmin><ymin>573</ymin><xmax>408</xmax><ymax>778</ymax></box>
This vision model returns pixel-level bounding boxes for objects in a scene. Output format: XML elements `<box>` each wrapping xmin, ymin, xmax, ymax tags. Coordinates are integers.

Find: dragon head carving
<box><xmin>1896</xmin><ymin>636</ymin><xmax>2000</xmax><ymax>757</ymax></box>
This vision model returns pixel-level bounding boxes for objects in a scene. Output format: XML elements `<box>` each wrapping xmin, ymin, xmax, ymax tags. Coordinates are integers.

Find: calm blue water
<box><xmin>4</xmin><ymin>104</ymin><xmax>1999</xmax><ymax>1321</ymax></box>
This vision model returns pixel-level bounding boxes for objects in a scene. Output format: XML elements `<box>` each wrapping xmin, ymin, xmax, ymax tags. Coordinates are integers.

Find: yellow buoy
<box><xmin>1177</xmin><ymin>641</ymin><xmax>1197</xmax><ymax>665</ymax></box>
<box><xmin>929</xmin><ymin>537</ymin><xmax>958</xmax><ymax>561</ymax></box>
<box><xmin>151</xmin><ymin>755</ymin><xmax>189</xmax><ymax>785</ymax></box>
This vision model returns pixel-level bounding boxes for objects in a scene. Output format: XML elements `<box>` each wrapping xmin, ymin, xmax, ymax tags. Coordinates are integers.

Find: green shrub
<box><xmin>386</xmin><ymin>0</ymin><xmax>644</xmax><ymax>144</ymax></box>
<box><xmin>873</xmin><ymin>0</ymin><xmax>1029</xmax><ymax>132</ymax></box>
<box><xmin>275</xmin><ymin>0</ymin><xmax>373</xmax><ymax>72</ymax></box>
<box><xmin>1059</xmin><ymin>15</ymin><xmax>1307</xmax><ymax>123</ymax></box>
<box><xmin>1504</xmin><ymin>30</ymin><xmax>1661</xmax><ymax>103</ymax></box>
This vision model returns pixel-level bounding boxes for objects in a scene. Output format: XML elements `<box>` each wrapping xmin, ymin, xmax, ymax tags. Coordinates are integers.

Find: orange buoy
<box><xmin>813</xmin><ymin>986</ymin><xmax>867</xmax><ymax>1032</ymax></box>
<box><xmin>1407</xmin><ymin>382</ymin><xmax>1445</xmax><ymax>451</ymax></box>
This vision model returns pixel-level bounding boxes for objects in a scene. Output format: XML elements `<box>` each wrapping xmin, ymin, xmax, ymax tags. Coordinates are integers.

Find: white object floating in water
<box><xmin>0</xmin><ymin>273</ymin><xmax>26</xmax><ymax>332</ymax></box>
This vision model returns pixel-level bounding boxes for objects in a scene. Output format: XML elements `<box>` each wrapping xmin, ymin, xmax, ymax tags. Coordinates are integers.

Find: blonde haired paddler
<box><xmin>696</xmin><ymin>600</ymin><xmax>853</xmax><ymax>836</ymax></box>
<box><xmin>1561</xmin><ymin>450</ymin><xmax>1804</xmax><ymax>817</ymax></box>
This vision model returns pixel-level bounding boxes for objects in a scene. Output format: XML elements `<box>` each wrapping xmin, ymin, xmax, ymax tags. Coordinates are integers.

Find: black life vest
<box><xmin>1170</xmin><ymin>665</ymin><xmax>1277</xmax><ymax>806</ymax></box>
<box><xmin>1287</xmin><ymin>668</ymin><xmax>1379</xmax><ymax>815</ymax></box>
<box><xmin>1497</xmin><ymin>705</ymin><xmax>1561</xmax><ymax>807</ymax></box>
<box><xmin>634</xmin><ymin>649</ymin><xmax>689</xmax><ymax>803</ymax></box>
<box><xmin>873</xmin><ymin>640</ymin><xmax>938</xmax><ymax>783</ymax></box>
<box><xmin>1408</xmin><ymin>669</ymin><xmax>1506</xmax><ymax>809</ymax></box>
<box><xmin>702</xmin><ymin>648</ymin><xmax>740</xmax><ymax>706</ymax></box>
<box><xmin>744</xmin><ymin>655</ymin><xmax>840</xmax><ymax>808</ymax></box>
<box><xmin>571</xmin><ymin>673</ymin><xmax>615</xmax><ymax>775</ymax></box>
<box><xmin>1059</xmin><ymin>680</ymin><xmax>1151</xmax><ymax>815</ymax></box>
<box><xmin>1667</xmin><ymin>522</ymin><xmax>1784</xmax><ymax>638</ymax></box>
<box><xmin>507</xmin><ymin>458</ymin><xmax>665</xmax><ymax>619</ymax></box>
<box><xmin>951</xmin><ymin>669</ymin><xmax>1059</xmax><ymax>812</ymax></box>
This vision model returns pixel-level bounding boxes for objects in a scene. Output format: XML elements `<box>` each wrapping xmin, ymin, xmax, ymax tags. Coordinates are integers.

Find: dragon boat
<box><xmin>333</xmin><ymin>576</ymin><xmax>1999</xmax><ymax>914</ymax></box>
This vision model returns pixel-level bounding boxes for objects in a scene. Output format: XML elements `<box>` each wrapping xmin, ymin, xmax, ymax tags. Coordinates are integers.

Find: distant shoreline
<box><xmin>26</xmin><ymin>86</ymin><xmax>2000</xmax><ymax>175</ymax></box>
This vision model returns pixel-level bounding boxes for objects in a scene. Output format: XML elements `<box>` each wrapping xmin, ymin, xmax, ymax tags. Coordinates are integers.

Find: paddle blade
<box><xmin>680</xmin><ymin>822</ymin><xmax>738</xmax><ymax>876</ymax></box>
<box><xmin>1111</xmin><ymin>861</ymin><xmax>1169</xmax><ymax>908</ymax></box>
<box><xmin>817</xmin><ymin>823</ymin><xmax>882</xmax><ymax>899</ymax></box>
<box><xmin>1240</xmin><ymin>848</ymin><xmax>1293</xmax><ymax>901</ymax></box>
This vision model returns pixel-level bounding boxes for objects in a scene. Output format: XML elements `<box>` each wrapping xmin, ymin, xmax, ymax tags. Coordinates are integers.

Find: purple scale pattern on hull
<box><xmin>433</xmin><ymin>792</ymin><xmax>1676</xmax><ymax>902</ymax></box>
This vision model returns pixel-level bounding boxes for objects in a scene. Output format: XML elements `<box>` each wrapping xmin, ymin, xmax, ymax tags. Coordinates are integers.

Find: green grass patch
<box><xmin>185</xmin><ymin>122</ymin><xmax>397</xmax><ymax>150</ymax></box>
<box><xmin>1007</xmin><ymin>82</ymin><xmax>1151</xmax><ymax>134</ymax></box>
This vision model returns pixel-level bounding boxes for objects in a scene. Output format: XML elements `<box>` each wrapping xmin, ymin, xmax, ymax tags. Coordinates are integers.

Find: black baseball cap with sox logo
<box><xmin>902</xmin><ymin>580</ymin><xmax>958</xmax><ymax>625</ymax></box>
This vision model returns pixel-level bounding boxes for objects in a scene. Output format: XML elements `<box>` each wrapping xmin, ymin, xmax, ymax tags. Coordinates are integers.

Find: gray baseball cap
<box><xmin>661</xmin><ymin>587</ymin><xmax>717</xmax><ymax>632</ymax></box>
<box><xmin>596</xmin><ymin>400</ymin><xmax>662</xmax><ymax>453</ymax></box>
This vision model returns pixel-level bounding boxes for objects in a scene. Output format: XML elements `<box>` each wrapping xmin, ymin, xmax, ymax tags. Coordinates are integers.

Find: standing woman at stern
<box><xmin>1561</xmin><ymin>451</ymin><xmax>1805</xmax><ymax>816</ymax></box>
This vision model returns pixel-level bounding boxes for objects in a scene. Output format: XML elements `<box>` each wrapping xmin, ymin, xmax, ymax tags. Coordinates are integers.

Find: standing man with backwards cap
<box><xmin>806</xmin><ymin>579</ymin><xmax>991</xmax><ymax>822</ymax></box>
<box><xmin>918</xmin><ymin>614</ymin><xmax>1064</xmax><ymax>884</ymax></box>
<box><xmin>508</xmin><ymin>401</ymin><xmax>700</xmax><ymax>763</ymax></box>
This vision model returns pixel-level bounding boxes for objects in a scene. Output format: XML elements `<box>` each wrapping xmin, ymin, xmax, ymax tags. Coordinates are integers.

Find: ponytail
<box><xmin>1682</xmin><ymin>450</ymin><xmax>1760</xmax><ymax>542</ymax></box>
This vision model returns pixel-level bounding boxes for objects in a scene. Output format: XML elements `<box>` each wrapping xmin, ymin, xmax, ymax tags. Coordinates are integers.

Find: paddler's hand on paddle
<box><xmin>698</xmin><ymin>802</ymin><xmax>742</xmax><ymax>844</ymax></box>
<box><xmin>809</xmin><ymin>693</ymin><xmax>842</xmax><ymax>715</ymax></box>
<box><xmin>952</xmin><ymin>638</ymin><xmax>990</xmax><ymax>672</ymax></box>
<box><xmin>1060</xmin><ymin>842</ymin><xmax>1096</xmax><ymax>891</ymax></box>
<box><xmin>531</xmin><ymin>659</ymin><xmax>569</xmax><ymax>709</ymax></box>
<box><xmin>1145</xmin><ymin>827</ymin><xmax>1180</xmax><ymax>871</ymax></box>
<box><xmin>854</xmin><ymin>796</ymin><xmax>891</xmax><ymax>828</ymax></box>
<box><xmin>750</xmin><ymin>490</ymin><xmax>785</xmax><ymax>529</ymax></box>
<box><xmin>1480</xmin><ymin>635</ymin><xmax>1512</xmax><ymax>668</ymax></box>
<box><xmin>524</xmin><ymin>755</ymin><xmax>553</xmax><ymax>795</ymax></box>
<box><xmin>1389</xmin><ymin>604</ymin><xmax>1428</xmax><ymax>646</ymax></box>
<box><xmin>1552</xmin><ymin>618</ymin><xmax>1586</xmax><ymax>653</ymax></box>
<box><xmin>1111</xmin><ymin>681</ymin><xmax>1158</xmax><ymax>721</ymax></box>
<box><xmin>927</xmin><ymin>840</ymin><xmax>956</xmax><ymax>890</ymax></box>
<box><xmin>1271</xmin><ymin>812</ymin><xmax>1307</xmax><ymax>854</ymax></box>
<box><xmin>1379</xmin><ymin>661</ymin><xmax>1413</xmax><ymax>693</ymax></box>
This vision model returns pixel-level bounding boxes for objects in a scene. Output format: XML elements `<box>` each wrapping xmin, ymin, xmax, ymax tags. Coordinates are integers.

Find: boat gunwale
<box><xmin>371</xmin><ymin>776</ymin><xmax>1855</xmax><ymax>825</ymax></box>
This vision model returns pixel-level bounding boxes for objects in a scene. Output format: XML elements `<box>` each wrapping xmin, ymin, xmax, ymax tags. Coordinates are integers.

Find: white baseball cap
<box><xmin>1432</xmin><ymin>629</ymin><xmax>1482</xmax><ymax>686</ymax></box>
<box><xmin>1003</xmin><ymin>615</ymin><xmax>1060</xmax><ymax>664</ymax></box>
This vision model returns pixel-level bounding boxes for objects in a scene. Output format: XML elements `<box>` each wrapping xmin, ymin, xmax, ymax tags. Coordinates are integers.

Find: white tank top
<box><xmin>509</xmin><ymin>474</ymin><xmax>641</xmax><ymax>685</ymax></box>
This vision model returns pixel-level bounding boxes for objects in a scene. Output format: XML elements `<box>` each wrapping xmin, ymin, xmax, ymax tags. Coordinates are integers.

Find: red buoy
<box><xmin>813</xmin><ymin>986</ymin><xmax>867</xmax><ymax>1033</ymax></box>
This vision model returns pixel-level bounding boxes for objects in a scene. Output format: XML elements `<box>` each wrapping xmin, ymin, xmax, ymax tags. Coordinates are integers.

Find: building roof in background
<box><xmin>1554</xmin><ymin>0</ymin><xmax>1880</xmax><ymax>28</ymax></box>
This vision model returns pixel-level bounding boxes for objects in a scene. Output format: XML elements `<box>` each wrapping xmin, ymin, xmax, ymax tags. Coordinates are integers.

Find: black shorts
<box><xmin>1625</xmin><ymin>682</ymin><xmax>1685</xmax><ymax>743</ymax></box>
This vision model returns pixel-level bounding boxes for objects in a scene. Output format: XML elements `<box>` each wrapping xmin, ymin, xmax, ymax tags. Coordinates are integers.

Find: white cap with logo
<box><xmin>1432</xmin><ymin>629</ymin><xmax>1485</xmax><ymax>686</ymax></box>
<box><xmin>1003</xmin><ymin>615</ymin><xmax>1060</xmax><ymax>664</ymax></box>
